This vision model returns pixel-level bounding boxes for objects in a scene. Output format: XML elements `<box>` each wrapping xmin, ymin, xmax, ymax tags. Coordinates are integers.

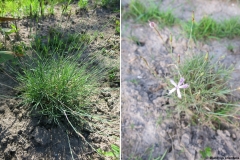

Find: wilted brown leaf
<box><xmin>0</xmin><ymin>17</ymin><xmax>18</xmax><ymax>22</ymax></box>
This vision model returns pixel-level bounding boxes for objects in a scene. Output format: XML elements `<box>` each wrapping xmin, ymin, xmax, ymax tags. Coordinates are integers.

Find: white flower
<box><xmin>169</xmin><ymin>77</ymin><xmax>189</xmax><ymax>99</ymax></box>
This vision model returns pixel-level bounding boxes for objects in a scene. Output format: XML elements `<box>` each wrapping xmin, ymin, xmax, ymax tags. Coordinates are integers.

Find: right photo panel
<box><xmin>121</xmin><ymin>0</ymin><xmax>240</xmax><ymax>159</ymax></box>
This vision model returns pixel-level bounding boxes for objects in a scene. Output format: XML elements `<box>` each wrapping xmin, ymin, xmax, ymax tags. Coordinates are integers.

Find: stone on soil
<box><xmin>32</xmin><ymin>126</ymin><xmax>51</xmax><ymax>146</ymax></box>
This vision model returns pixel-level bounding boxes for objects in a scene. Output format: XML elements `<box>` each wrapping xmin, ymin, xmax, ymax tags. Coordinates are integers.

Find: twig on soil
<box><xmin>62</xmin><ymin>110</ymin><xmax>103</xmax><ymax>158</ymax></box>
<box><xmin>139</xmin><ymin>55</ymin><xmax>158</xmax><ymax>77</ymax></box>
<box><xmin>0</xmin><ymin>82</ymin><xmax>16</xmax><ymax>89</ymax></box>
<box><xmin>63</xmin><ymin>110</ymin><xmax>86</xmax><ymax>141</ymax></box>
<box><xmin>1</xmin><ymin>69</ymin><xmax>18</xmax><ymax>83</ymax></box>
<box><xmin>148</xmin><ymin>21</ymin><xmax>172</xmax><ymax>54</ymax></box>
<box><xmin>66</xmin><ymin>130</ymin><xmax>75</xmax><ymax>160</ymax></box>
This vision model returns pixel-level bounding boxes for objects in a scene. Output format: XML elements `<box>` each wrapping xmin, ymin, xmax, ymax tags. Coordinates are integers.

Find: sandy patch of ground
<box><xmin>121</xmin><ymin>0</ymin><xmax>240</xmax><ymax>159</ymax></box>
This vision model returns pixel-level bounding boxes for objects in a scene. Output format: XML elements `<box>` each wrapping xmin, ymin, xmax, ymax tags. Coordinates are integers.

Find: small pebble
<box><xmin>0</xmin><ymin>106</ymin><xmax>5</xmax><ymax>114</ymax></box>
<box><xmin>101</xmin><ymin>91</ymin><xmax>111</xmax><ymax>97</ymax></box>
<box><xmin>231</xmin><ymin>133</ymin><xmax>237</xmax><ymax>140</ymax></box>
<box><xmin>224</xmin><ymin>130</ymin><xmax>230</xmax><ymax>137</ymax></box>
<box><xmin>13</xmin><ymin>108</ymin><xmax>20</xmax><ymax>115</ymax></box>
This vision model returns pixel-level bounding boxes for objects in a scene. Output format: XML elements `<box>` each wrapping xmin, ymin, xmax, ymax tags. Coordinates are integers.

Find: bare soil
<box><xmin>0</xmin><ymin>1</ymin><xmax>120</xmax><ymax>160</ymax></box>
<box><xmin>121</xmin><ymin>0</ymin><xmax>240</xmax><ymax>159</ymax></box>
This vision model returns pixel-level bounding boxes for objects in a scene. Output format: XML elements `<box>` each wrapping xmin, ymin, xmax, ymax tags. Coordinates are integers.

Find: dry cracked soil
<box><xmin>121</xmin><ymin>0</ymin><xmax>240</xmax><ymax>159</ymax></box>
<box><xmin>0</xmin><ymin>1</ymin><xmax>120</xmax><ymax>160</ymax></box>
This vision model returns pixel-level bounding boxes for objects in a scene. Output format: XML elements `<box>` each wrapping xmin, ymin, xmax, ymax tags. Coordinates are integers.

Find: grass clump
<box><xmin>33</xmin><ymin>27</ymin><xmax>90</xmax><ymax>58</ymax></box>
<box><xmin>97</xmin><ymin>144</ymin><xmax>120</xmax><ymax>159</ymax></box>
<box><xmin>184</xmin><ymin>16</ymin><xmax>240</xmax><ymax>40</ymax></box>
<box><xmin>124</xmin><ymin>2</ymin><xmax>240</xmax><ymax>40</ymax></box>
<box><xmin>227</xmin><ymin>44</ymin><xmax>234</xmax><ymax>52</ymax></box>
<box><xmin>0</xmin><ymin>1</ymin><xmax>119</xmax><ymax>158</ymax></box>
<box><xmin>15</xmin><ymin>27</ymin><xmax>108</xmax><ymax>127</ymax></box>
<box><xmin>17</xmin><ymin>56</ymin><xmax>100</xmax><ymax>125</ymax></box>
<box><xmin>108</xmin><ymin>66</ymin><xmax>119</xmax><ymax>82</ymax></box>
<box><xmin>147</xmin><ymin>14</ymin><xmax>240</xmax><ymax>128</ymax></box>
<box><xmin>166</xmin><ymin>13</ymin><xmax>240</xmax><ymax>127</ymax></box>
<box><xmin>124</xmin><ymin>0</ymin><xmax>176</xmax><ymax>27</ymax></box>
<box><xmin>0</xmin><ymin>0</ymin><xmax>42</xmax><ymax>17</ymax></box>
<box><xmin>172</xmin><ymin>53</ymin><xmax>233</xmax><ymax>108</ymax></box>
<box><xmin>100</xmin><ymin>0</ymin><xmax>120</xmax><ymax>10</ymax></box>
<box><xmin>78</xmin><ymin>0</ymin><xmax>89</xmax><ymax>9</ymax></box>
<box><xmin>200</xmin><ymin>147</ymin><xmax>212</xmax><ymax>159</ymax></box>
<box><xmin>12</xmin><ymin>28</ymin><xmax>113</xmax><ymax>154</ymax></box>
<box><xmin>168</xmin><ymin>52</ymin><xmax>238</xmax><ymax>127</ymax></box>
<box><xmin>115</xmin><ymin>20</ymin><xmax>120</xmax><ymax>34</ymax></box>
<box><xmin>0</xmin><ymin>0</ymin><xmax>75</xmax><ymax>17</ymax></box>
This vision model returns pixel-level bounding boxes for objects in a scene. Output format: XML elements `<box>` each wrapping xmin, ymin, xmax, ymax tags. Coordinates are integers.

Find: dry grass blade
<box><xmin>140</xmin><ymin>55</ymin><xmax>158</xmax><ymax>76</ymax></box>
<box><xmin>63</xmin><ymin>110</ymin><xmax>103</xmax><ymax>158</ymax></box>
<box><xmin>0</xmin><ymin>17</ymin><xmax>19</xmax><ymax>22</ymax></box>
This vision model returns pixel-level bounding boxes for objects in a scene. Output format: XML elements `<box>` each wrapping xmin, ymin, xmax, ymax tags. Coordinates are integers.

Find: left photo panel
<box><xmin>0</xmin><ymin>0</ymin><xmax>120</xmax><ymax>159</ymax></box>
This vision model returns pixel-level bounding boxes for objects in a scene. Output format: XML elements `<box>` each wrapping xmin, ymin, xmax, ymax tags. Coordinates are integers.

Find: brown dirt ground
<box><xmin>121</xmin><ymin>0</ymin><xmax>240</xmax><ymax>159</ymax></box>
<box><xmin>0</xmin><ymin>1</ymin><xmax>120</xmax><ymax>160</ymax></box>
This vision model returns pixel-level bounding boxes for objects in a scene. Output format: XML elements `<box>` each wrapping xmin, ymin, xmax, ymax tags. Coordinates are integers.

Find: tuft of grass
<box><xmin>0</xmin><ymin>1</ymin><xmax>119</xmax><ymax>158</ymax></box>
<box><xmin>125</xmin><ymin>0</ymin><xmax>146</xmax><ymax>19</ymax></box>
<box><xmin>78</xmin><ymin>0</ymin><xmax>89</xmax><ymax>10</ymax></box>
<box><xmin>184</xmin><ymin>16</ymin><xmax>240</xmax><ymax>40</ymax></box>
<box><xmin>16</xmin><ymin>56</ymin><xmax>101</xmax><ymax>125</ymax></box>
<box><xmin>14</xmin><ymin>26</ymin><xmax>112</xmax><ymax>127</ymax></box>
<box><xmin>156</xmin><ymin>116</ymin><xmax>163</xmax><ymax>126</ymax></box>
<box><xmin>124</xmin><ymin>2</ymin><xmax>240</xmax><ymax>40</ymax></box>
<box><xmin>0</xmin><ymin>0</ymin><xmax>74</xmax><ymax>17</ymax></box>
<box><xmin>107</xmin><ymin>65</ymin><xmax>119</xmax><ymax>83</ymax></box>
<box><xmin>124</xmin><ymin>0</ymin><xmax>176</xmax><ymax>27</ymax></box>
<box><xmin>129</xmin><ymin>79</ymin><xmax>139</xmax><ymax>85</ymax></box>
<box><xmin>164</xmin><ymin>12</ymin><xmax>240</xmax><ymax>128</ymax></box>
<box><xmin>12</xmin><ymin>42</ymin><xmax>27</xmax><ymax>56</ymax></box>
<box><xmin>3</xmin><ymin>0</ymin><xmax>19</xmax><ymax>17</ymax></box>
<box><xmin>101</xmin><ymin>0</ymin><xmax>120</xmax><ymax>10</ymax></box>
<box><xmin>200</xmin><ymin>147</ymin><xmax>212</xmax><ymax>159</ymax></box>
<box><xmin>227</xmin><ymin>44</ymin><xmax>234</xmax><ymax>52</ymax></box>
<box><xmin>97</xmin><ymin>144</ymin><xmax>120</xmax><ymax>159</ymax></box>
<box><xmin>32</xmin><ymin>27</ymin><xmax>90</xmax><ymax>58</ymax></box>
<box><xmin>14</xmin><ymin>35</ymin><xmax>111</xmax><ymax>153</ymax></box>
<box><xmin>168</xmin><ymin>52</ymin><xmax>236</xmax><ymax>127</ymax></box>
<box><xmin>115</xmin><ymin>20</ymin><xmax>120</xmax><ymax>34</ymax></box>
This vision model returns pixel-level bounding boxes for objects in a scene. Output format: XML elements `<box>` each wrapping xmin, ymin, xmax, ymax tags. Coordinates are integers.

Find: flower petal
<box><xmin>177</xmin><ymin>88</ymin><xmax>182</xmax><ymax>99</ymax></box>
<box><xmin>168</xmin><ymin>88</ymin><xmax>176</xmax><ymax>95</ymax></box>
<box><xmin>178</xmin><ymin>77</ymin><xmax>185</xmax><ymax>86</ymax></box>
<box><xmin>170</xmin><ymin>79</ymin><xmax>177</xmax><ymax>87</ymax></box>
<box><xmin>149</xmin><ymin>21</ymin><xmax>155</xmax><ymax>28</ymax></box>
<box><xmin>179</xmin><ymin>84</ymin><xmax>189</xmax><ymax>89</ymax></box>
